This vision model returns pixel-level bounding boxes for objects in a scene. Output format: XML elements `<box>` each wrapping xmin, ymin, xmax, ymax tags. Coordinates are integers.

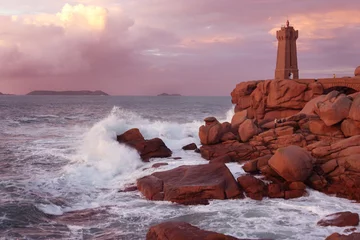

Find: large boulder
<box><xmin>231</xmin><ymin>110</ymin><xmax>248</xmax><ymax>132</ymax></box>
<box><xmin>199</xmin><ymin>117</ymin><xmax>224</xmax><ymax>145</ymax></box>
<box><xmin>137</xmin><ymin>163</ymin><xmax>242</xmax><ymax>205</ymax></box>
<box><xmin>317</xmin><ymin>212</ymin><xmax>359</xmax><ymax>227</ymax></box>
<box><xmin>315</xmin><ymin>91</ymin><xmax>352</xmax><ymax>126</ymax></box>
<box><xmin>146</xmin><ymin>222</ymin><xmax>242</xmax><ymax>240</ymax></box>
<box><xmin>117</xmin><ymin>128</ymin><xmax>172</xmax><ymax>162</ymax></box>
<box><xmin>268</xmin><ymin>146</ymin><xmax>314</xmax><ymax>182</ymax></box>
<box><xmin>239</xmin><ymin>119</ymin><xmax>260</xmax><ymax>142</ymax></box>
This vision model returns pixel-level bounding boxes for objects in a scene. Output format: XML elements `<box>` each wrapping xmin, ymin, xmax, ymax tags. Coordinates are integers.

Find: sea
<box><xmin>0</xmin><ymin>95</ymin><xmax>359</xmax><ymax>240</ymax></box>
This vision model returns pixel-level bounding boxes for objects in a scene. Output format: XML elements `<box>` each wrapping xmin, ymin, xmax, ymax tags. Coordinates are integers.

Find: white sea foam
<box><xmin>60</xmin><ymin>106</ymin><xmax>204</xmax><ymax>187</ymax></box>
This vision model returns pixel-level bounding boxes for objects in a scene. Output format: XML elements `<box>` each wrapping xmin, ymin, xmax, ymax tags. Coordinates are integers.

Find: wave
<box><xmin>60</xmin><ymin>107</ymin><xmax>206</xmax><ymax>185</ymax></box>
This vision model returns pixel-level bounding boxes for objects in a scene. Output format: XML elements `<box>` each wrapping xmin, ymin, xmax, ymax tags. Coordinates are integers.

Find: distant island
<box><xmin>27</xmin><ymin>90</ymin><xmax>109</xmax><ymax>96</ymax></box>
<box><xmin>0</xmin><ymin>92</ymin><xmax>14</xmax><ymax>96</ymax></box>
<box><xmin>157</xmin><ymin>93</ymin><xmax>182</xmax><ymax>96</ymax></box>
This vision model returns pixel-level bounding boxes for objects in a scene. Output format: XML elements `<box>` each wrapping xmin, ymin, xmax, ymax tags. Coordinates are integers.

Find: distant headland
<box><xmin>0</xmin><ymin>92</ymin><xmax>14</xmax><ymax>96</ymax></box>
<box><xmin>27</xmin><ymin>90</ymin><xmax>109</xmax><ymax>96</ymax></box>
<box><xmin>157</xmin><ymin>93</ymin><xmax>181</xmax><ymax>96</ymax></box>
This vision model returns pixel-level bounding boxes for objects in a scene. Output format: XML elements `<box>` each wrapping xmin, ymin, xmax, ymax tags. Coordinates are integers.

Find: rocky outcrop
<box><xmin>317</xmin><ymin>212</ymin><xmax>359</xmax><ymax>227</ymax></box>
<box><xmin>137</xmin><ymin>163</ymin><xmax>242</xmax><ymax>205</ymax></box>
<box><xmin>146</xmin><ymin>222</ymin><xmax>266</xmax><ymax>240</ymax></box>
<box><xmin>308</xmin><ymin>136</ymin><xmax>360</xmax><ymax>201</ymax></box>
<box><xmin>325</xmin><ymin>232</ymin><xmax>360</xmax><ymax>240</ymax></box>
<box><xmin>200</xmin><ymin>83</ymin><xmax>360</xmax><ymax>202</ymax></box>
<box><xmin>231</xmin><ymin>79</ymin><xmax>323</xmax><ymax>121</ymax></box>
<box><xmin>117</xmin><ymin>128</ymin><xmax>172</xmax><ymax>162</ymax></box>
<box><xmin>199</xmin><ymin>117</ymin><xmax>226</xmax><ymax>145</ymax></box>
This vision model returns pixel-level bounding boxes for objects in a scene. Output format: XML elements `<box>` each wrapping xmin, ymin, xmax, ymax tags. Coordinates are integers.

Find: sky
<box><xmin>0</xmin><ymin>0</ymin><xmax>359</xmax><ymax>96</ymax></box>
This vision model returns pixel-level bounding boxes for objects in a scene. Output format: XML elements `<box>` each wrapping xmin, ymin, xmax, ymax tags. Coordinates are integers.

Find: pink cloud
<box><xmin>0</xmin><ymin>0</ymin><xmax>359</xmax><ymax>95</ymax></box>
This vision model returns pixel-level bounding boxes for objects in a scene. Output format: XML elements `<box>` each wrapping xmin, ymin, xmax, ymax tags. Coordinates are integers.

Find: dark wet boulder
<box><xmin>325</xmin><ymin>232</ymin><xmax>360</xmax><ymax>240</ymax></box>
<box><xmin>318</xmin><ymin>212</ymin><xmax>359</xmax><ymax>227</ymax></box>
<box><xmin>152</xmin><ymin>163</ymin><xmax>169</xmax><ymax>168</ymax></box>
<box><xmin>237</xmin><ymin>175</ymin><xmax>267</xmax><ymax>200</ymax></box>
<box><xmin>146</xmin><ymin>221</ymin><xmax>270</xmax><ymax>240</ymax></box>
<box><xmin>117</xmin><ymin>128</ymin><xmax>172</xmax><ymax>162</ymax></box>
<box><xmin>182</xmin><ymin>143</ymin><xmax>198</xmax><ymax>151</ymax></box>
<box><xmin>137</xmin><ymin>163</ymin><xmax>242</xmax><ymax>205</ymax></box>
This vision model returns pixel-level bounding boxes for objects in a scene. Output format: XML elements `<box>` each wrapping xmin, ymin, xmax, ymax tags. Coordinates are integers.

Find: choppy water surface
<box><xmin>0</xmin><ymin>95</ymin><xmax>359</xmax><ymax>240</ymax></box>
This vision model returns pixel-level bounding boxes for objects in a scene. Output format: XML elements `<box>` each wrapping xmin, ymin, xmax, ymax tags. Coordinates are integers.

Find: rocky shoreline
<box><xmin>117</xmin><ymin>77</ymin><xmax>360</xmax><ymax>239</ymax></box>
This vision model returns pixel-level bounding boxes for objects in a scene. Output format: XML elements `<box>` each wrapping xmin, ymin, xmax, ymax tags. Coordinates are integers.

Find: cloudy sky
<box><xmin>0</xmin><ymin>0</ymin><xmax>359</xmax><ymax>95</ymax></box>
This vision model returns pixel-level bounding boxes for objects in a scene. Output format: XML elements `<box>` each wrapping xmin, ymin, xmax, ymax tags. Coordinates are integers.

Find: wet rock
<box><xmin>117</xmin><ymin>128</ymin><xmax>172</xmax><ymax>162</ymax></box>
<box><xmin>268</xmin><ymin>146</ymin><xmax>313</xmax><ymax>182</ymax></box>
<box><xmin>284</xmin><ymin>190</ymin><xmax>306</xmax><ymax>199</ymax></box>
<box><xmin>318</xmin><ymin>212</ymin><xmax>359</xmax><ymax>227</ymax></box>
<box><xmin>242</xmin><ymin>155</ymin><xmax>272</xmax><ymax>173</ymax></box>
<box><xmin>137</xmin><ymin>163</ymin><xmax>242</xmax><ymax>205</ymax></box>
<box><xmin>182</xmin><ymin>143</ymin><xmax>197</xmax><ymax>151</ymax></box>
<box><xmin>152</xmin><ymin>163</ymin><xmax>169</xmax><ymax>168</ymax></box>
<box><xmin>237</xmin><ymin>175</ymin><xmax>267</xmax><ymax>200</ymax></box>
<box><xmin>119</xmin><ymin>185</ymin><xmax>138</xmax><ymax>192</ymax></box>
<box><xmin>267</xmin><ymin>183</ymin><xmax>284</xmax><ymax>198</ymax></box>
<box><xmin>146</xmin><ymin>222</ymin><xmax>241</xmax><ymax>240</ymax></box>
<box><xmin>209</xmin><ymin>155</ymin><xmax>232</xmax><ymax>164</ymax></box>
<box><xmin>325</xmin><ymin>232</ymin><xmax>360</xmax><ymax>240</ymax></box>
<box><xmin>288</xmin><ymin>182</ymin><xmax>306</xmax><ymax>190</ymax></box>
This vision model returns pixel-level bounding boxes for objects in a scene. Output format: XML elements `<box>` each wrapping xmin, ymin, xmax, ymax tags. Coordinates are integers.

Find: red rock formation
<box><xmin>239</xmin><ymin>119</ymin><xmax>260</xmax><ymax>142</ymax></box>
<box><xmin>137</xmin><ymin>163</ymin><xmax>242</xmax><ymax>205</ymax></box>
<box><xmin>237</xmin><ymin>175</ymin><xmax>267</xmax><ymax>200</ymax></box>
<box><xmin>146</xmin><ymin>222</ymin><xmax>246</xmax><ymax>240</ymax></box>
<box><xmin>325</xmin><ymin>232</ymin><xmax>360</xmax><ymax>240</ymax></box>
<box><xmin>314</xmin><ymin>91</ymin><xmax>352</xmax><ymax>126</ymax></box>
<box><xmin>200</xmin><ymin>140</ymin><xmax>262</xmax><ymax>162</ymax></box>
<box><xmin>197</xmin><ymin>77</ymin><xmax>360</xmax><ymax>203</ymax></box>
<box><xmin>117</xmin><ymin>128</ymin><xmax>172</xmax><ymax>162</ymax></box>
<box><xmin>231</xmin><ymin>79</ymin><xmax>323</xmax><ymax>121</ymax></box>
<box><xmin>198</xmin><ymin>117</ymin><xmax>224</xmax><ymax>145</ymax></box>
<box><xmin>317</xmin><ymin>212</ymin><xmax>359</xmax><ymax>227</ymax></box>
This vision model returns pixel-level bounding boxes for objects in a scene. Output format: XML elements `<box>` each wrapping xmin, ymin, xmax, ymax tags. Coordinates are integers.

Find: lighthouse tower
<box><xmin>275</xmin><ymin>20</ymin><xmax>299</xmax><ymax>79</ymax></box>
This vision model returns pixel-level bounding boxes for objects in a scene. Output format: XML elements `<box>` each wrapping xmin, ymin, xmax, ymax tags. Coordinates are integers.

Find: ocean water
<box><xmin>0</xmin><ymin>95</ymin><xmax>359</xmax><ymax>240</ymax></box>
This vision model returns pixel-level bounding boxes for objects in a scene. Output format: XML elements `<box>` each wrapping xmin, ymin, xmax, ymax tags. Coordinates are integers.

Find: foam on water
<box><xmin>60</xmin><ymin>106</ymin><xmax>205</xmax><ymax>185</ymax></box>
